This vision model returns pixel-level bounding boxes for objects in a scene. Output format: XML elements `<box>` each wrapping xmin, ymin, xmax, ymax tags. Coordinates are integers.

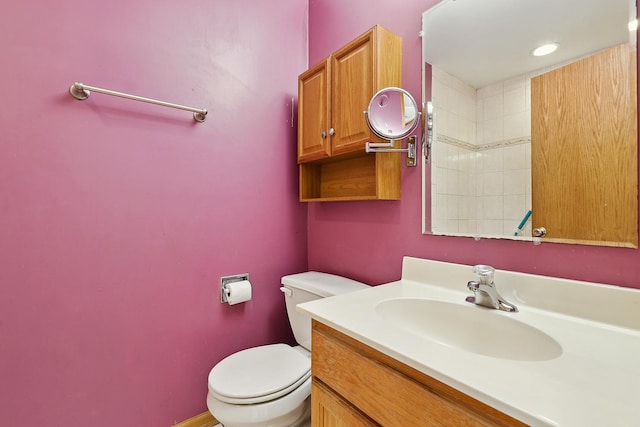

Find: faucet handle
<box><xmin>472</xmin><ymin>265</ymin><xmax>495</xmax><ymax>285</ymax></box>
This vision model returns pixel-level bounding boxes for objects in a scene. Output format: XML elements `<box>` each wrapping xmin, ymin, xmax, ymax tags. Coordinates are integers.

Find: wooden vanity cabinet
<box><xmin>311</xmin><ymin>321</ymin><xmax>527</xmax><ymax>427</ymax></box>
<box><xmin>297</xmin><ymin>25</ymin><xmax>403</xmax><ymax>201</ymax></box>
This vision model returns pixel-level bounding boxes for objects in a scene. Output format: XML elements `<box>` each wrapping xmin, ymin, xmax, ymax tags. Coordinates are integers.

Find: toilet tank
<box><xmin>280</xmin><ymin>272</ymin><xmax>369</xmax><ymax>351</ymax></box>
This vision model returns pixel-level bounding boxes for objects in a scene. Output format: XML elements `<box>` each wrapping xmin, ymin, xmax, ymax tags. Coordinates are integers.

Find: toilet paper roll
<box><xmin>225</xmin><ymin>280</ymin><xmax>252</xmax><ymax>305</ymax></box>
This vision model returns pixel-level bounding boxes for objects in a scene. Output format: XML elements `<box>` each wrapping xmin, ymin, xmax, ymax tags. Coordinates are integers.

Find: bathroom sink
<box><xmin>375</xmin><ymin>298</ymin><xmax>562</xmax><ymax>361</ymax></box>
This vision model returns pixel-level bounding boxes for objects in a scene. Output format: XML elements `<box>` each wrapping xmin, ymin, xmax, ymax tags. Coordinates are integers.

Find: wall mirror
<box><xmin>365</xmin><ymin>87</ymin><xmax>421</xmax><ymax>167</ymax></box>
<box><xmin>422</xmin><ymin>0</ymin><xmax>638</xmax><ymax>248</ymax></box>
<box><xmin>366</xmin><ymin>87</ymin><xmax>419</xmax><ymax>139</ymax></box>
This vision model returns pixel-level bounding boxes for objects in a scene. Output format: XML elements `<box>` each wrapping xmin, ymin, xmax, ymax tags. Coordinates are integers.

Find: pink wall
<box><xmin>307</xmin><ymin>0</ymin><xmax>640</xmax><ymax>289</ymax></box>
<box><xmin>2</xmin><ymin>0</ymin><xmax>638</xmax><ymax>425</ymax></box>
<box><xmin>0</xmin><ymin>1</ymin><xmax>308</xmax><ymax>425</ymax></box>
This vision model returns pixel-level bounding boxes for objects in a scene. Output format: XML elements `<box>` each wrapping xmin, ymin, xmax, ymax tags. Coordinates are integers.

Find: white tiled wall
<box><xmin>477</xmin><ymin>75</ymin><xmax>530</xmax><ymax>145</ymax></box>
<box><xmin>431</xmin><ymin>68</ymin><xmax>477</xmax><ymax>144</ymax></box>
<box><xmin>432</xmin><ymin>68</ymin><xmax>532</xmax><ymax>237</ymax></box>
<box><xmin>475</xmin><ymin>144</ymin><xmax>531</xmax><ymax>236</ymax></box>
<box><xmin>431</xmin><ymin>141</ymin><xmax>479</xmax><ymax>234</ymax></box>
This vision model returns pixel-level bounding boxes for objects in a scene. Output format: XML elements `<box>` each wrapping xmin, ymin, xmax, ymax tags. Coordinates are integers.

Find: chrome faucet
<box><xmin>465</xmin><ymin>265</ymin><xmax>518</xmax><ymax>312</ymax></box>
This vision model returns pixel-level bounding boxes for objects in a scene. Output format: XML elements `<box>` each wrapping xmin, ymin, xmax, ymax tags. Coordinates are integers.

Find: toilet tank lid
<box><xmin>281</xmin><ymin>271</ymin><xmax>369</xmax><ymax>297</ymax></box>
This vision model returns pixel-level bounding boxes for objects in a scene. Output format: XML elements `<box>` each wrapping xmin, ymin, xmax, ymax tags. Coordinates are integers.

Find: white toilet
<box><xmin>206</xmin><ymin>271</ymin><xmax>369</xmax><ymax>427</ymax></box>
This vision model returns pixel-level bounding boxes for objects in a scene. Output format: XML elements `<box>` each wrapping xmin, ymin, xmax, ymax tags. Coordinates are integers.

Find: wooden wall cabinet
<box><xmin>298</xmin><ymin>25</ymin><xmax>403</xmax><ymax>202</ymax></box>
<box><xmin>311</xmin><ymin>321</ymin><xmax>527</xmax><ymax>427</ymax></box>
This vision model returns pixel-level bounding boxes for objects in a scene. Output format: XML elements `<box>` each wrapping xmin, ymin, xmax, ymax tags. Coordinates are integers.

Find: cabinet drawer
<box><xmin>312</xmin><ymin>322</ymin><xmax>526</xmax><ymax>427</ymax></box>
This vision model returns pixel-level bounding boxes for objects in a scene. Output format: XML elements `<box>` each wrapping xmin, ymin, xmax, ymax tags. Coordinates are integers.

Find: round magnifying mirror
<box><xmin>365</xmin><ymin>87</ymin><xmax>420</xmax><ymax>140</ymax></box>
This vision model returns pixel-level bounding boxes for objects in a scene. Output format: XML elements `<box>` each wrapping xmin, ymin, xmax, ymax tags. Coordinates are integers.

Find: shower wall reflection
<box><xmin>431</xmin><ymin>67</ymin><xmax>532</xmax><ymax>237</ymax></box>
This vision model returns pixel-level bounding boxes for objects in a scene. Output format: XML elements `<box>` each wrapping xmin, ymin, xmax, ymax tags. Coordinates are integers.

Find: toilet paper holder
<box><xmin>220</xmin><ymin>273</ymin><xmax>250</xmax><ymax>303</ymax></box>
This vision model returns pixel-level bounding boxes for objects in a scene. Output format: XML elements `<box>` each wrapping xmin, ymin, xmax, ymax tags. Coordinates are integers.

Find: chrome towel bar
<box><xmin>69</xmin><ymin>82</ymin><xmax>208</xmax><ymax>122</ymax></box>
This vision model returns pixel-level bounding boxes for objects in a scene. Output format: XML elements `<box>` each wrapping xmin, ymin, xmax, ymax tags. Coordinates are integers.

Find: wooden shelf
<box><xmin>299</xmin><ymin>152</ymin><xmax>400</xmax><ymax>202</ymax></box>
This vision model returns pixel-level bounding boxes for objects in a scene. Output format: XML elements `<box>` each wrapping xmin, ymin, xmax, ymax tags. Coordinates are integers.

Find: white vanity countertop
<box><xmin>297</xmin><ymin>257</ymin><xmax>640</xmax><ymax>427</ymax></box>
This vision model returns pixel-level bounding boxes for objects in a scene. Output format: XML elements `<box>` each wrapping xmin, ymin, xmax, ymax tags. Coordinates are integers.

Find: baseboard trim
<box><xmin>173</xmin><ymin>411</ymin><xmax>218</xmax><ymax>427</ymax></box>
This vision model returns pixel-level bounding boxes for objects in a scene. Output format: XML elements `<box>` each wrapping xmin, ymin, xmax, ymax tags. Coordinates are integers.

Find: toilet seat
<box><xmin>208</xmin><ymin>344</ymin><xmax>311</xmax><ymax>405</ymax></box>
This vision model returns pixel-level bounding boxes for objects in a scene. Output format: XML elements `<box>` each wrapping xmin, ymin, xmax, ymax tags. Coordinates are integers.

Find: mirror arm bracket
<box><xmin>366</xmin><ymin>137</ymin><xmax>417</xmax><ymax>167</ymax></box>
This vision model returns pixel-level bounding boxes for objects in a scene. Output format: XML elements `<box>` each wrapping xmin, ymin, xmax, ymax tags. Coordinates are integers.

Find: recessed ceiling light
<box><xmin>531</xmin><ymin>43</ymin><xmax>559</xmax><ymax>57</ymax></box>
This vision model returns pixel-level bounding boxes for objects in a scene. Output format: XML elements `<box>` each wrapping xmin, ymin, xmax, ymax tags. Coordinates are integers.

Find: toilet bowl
<box><xmin>206</xmin><ymin>272</ymin><xmax>369</xmax><ymax>427</ymax></box>
<box><xmin>207</xmin><ymin>344</ymin><xmax>311</xmax><ymax>427</ymax></box>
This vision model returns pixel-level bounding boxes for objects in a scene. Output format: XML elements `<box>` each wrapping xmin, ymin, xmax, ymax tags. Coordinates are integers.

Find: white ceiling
<box><xmin>422</xmin><ymin>0</ymin><xmax>636</xmax><ymax>88</ymax></box>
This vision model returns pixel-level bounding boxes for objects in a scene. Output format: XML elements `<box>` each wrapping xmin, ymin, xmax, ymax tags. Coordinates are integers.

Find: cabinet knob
<box><xmin>321</xmin><ymin>131</ymin><xmax>327</xmax><ymax>139</ymax></box>
<box><xmin>329</xmin><ymin>128</ymin><xmax>336</xmax><ymax>136</ymax></box>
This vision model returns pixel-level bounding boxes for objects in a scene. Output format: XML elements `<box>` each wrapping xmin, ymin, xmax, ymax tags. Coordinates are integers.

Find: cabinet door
<box><xmin>311</xmin><ymin>380</ymin><xmax>378</xmax><ymax>427</ymax></box>
<box><xmin>531</xmin><ymin>43</ymin><xmax>638</xmax><ymax>246</ymax></box>
<box><xmin>312</xmin><ymin>321</ymin><xmax>528</xmax><ymax>426</ymax></box>
<box><xmin>298</xmin><ymin>59</ymin><xmax>332</xmax><ymax>163</ymax></box>
<box><xmin>330</xmin><ymin>31</ymin><xmax>376</xmax><ymax>156</ymax></box>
